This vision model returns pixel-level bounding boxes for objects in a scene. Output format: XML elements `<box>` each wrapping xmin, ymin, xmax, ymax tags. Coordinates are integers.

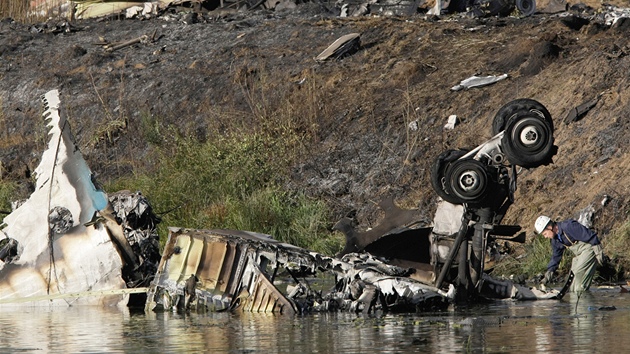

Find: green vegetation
<box><xmin>600</xmin><ymin>219</ymin><xmax>630</xmax><ymax>279</ymax></box>
<box><xmin>107</xmin><ymin>113</ymin><xmax>343</xmax><ymax>255</ymax></box>
<box><xmin>0</xmin><ymin>180</ymin><xmax>16</xmax><ymax>214</ymax></box>
<box><xmin>492</xmin><ymin>233</ymin><xmax>571</xmax><ymax>279</ymax></box>
<box><xmin>0</xmin><ymin>99</ymin><xmax>18</xmax><ymax>215</ymax></box>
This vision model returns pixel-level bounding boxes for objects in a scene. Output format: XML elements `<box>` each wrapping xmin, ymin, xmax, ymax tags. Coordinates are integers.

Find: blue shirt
<box><xmin>547</xmin><ymin>219</ymin><xmax>600</xmax><ymax>272</ymax></box>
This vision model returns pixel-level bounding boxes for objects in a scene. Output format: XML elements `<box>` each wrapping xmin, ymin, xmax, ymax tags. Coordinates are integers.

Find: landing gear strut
<box><xmin>431</xmin><ymin>98</ymin><xmax>557</xmax><ymax>301</ymax></box>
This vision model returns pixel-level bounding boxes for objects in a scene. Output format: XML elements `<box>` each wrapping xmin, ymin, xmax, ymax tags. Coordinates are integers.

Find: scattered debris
<box><xmin>124</xmin><ymin>2</ymin><xmax>160</xmax><ymax>19</ymax></box>
<box><xmin>145</xmin><ymin>227</ymin><xmax>451</xmax><ymax>314</ymax></box>
<box><xmin>24</xmin><ymin>0</ymin><xmax>630</xmax><ymax>24</ymax></box>
<box><xmin>479</xmin><ymin>274</ymin><xmax>560</xmax><ymax>300</ymax></box>
<box><xmin>602</xmin><ymin>5</ymin><xmax>630</xmax><ymax>26</ymax></box>
<box><xmin>563</xmin><ymin>94</ymin><xmax>601</xmax><ymax>124</ymax></box>
<box><xmin>467</xmin><ymin>0</ymin><xmax>531</xmax><ymax>17</ymax></box>
<box><xmin>73</xmin><ymin>0</ymin><xmax>189</xmax><ymax>20</ymax></box>
<box><xmin>577</xmin><ymin>204</ymin><xmax>595</xmax><ymax>229</ymax></box>
<box><xmin>444</xmin><ymin>114</ymin><xmax>458</xmax><ymax>130</ymax></box>
<box><xmin>451</xmin><ymin>74</ymin><xmax>508</xmax><ymax>91</ymax></box>
<box><xmin>104</xmin><ymin>34</ymin><xmax>150</xmax><ymax>52</ymax></box>
<box><xmin>594</xmin><ymin>305</ymin><xmax>616</xmax><ymax>311</ymax></box>
<box><xmin>408</xmin><ymin>120</ymin><xmax>419</xmax><ymax>131</ymax></box>
<box><xmin>426</xmin><ymin>0</ymin><xmax>442</xmax><ymax>16</ymax></box>
<box><xmin>94</xmin><ymin>30</ymin><xmax>158</xmax><ymax>52</ymax></box>
<box><xmin>315</xmin><ymin>33</ymin><xmax>361</xmax><ymax>62</ymax></box>
<box><xmin>0</xmin><ymin>238</ymin><xmax>18</xmax><ymax>263</ymax></box>
<box><xmin>427</xmin><ymin>0</ymin><xmax>550</xmax><ymax>18</ymax></box>
<box><xmin>333</xmin><ymin>197</ymin><xmax>562</xmax><ymax>302</ymax></box>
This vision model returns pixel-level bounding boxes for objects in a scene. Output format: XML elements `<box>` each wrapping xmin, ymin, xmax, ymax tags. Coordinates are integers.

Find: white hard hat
<box><xmin>535</xmin><ymin>215</ymin><xmax>552</xmax><ymax>234</ymax></box>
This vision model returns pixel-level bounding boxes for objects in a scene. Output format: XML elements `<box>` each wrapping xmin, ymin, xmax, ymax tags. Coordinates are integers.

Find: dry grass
<box><xmin>0</xmin><ymin>0</ymin><xmax>28</xmax><ymax>20</ymax></box>
<box><xmin>602</xmin><ymin>219</ymin><xmax>630</xmax><ymax>277</ymax></box>
<box><xmin>84</xmin><ymin>71</ymin><xmax>129</xmax><ymax>147</ymax></box>
<box><xmin>1</xmin><ymin>0</ymin><xmax>66</xmax><ymax>23</ymax></box>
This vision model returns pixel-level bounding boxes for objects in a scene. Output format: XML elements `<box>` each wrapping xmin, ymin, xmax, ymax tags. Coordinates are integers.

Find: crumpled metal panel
<box><xmin>145</xmin><ymin>227</ymin><xmax>453</xmax><ymax>314</ymax></box>
<box><xmin>145</xmin><ymin>228</ymin><xmax>312</xmax><ymax>313</ymax></box>
<box><xmin>320</xmin><ymin>253</ymin><xmax>451</xmax><ymax>313</ymax></box>
<box><xmin>238</xmin><ymin>259</ymin><xmax>297</xmax><ymax>313</ymax></box>
<box><xmin>479</xmin><ymin>274</ymin><xmax>560</xmax><ymax>300</ymax></box>
<box><xmin>107</xmin><ymin>191</ymin><xmax>161</xmax><ymax>289</ymax></box>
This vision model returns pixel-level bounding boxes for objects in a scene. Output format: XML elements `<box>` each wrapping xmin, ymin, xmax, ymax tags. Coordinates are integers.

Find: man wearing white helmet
<box><xmin>534</xmin><ymin>215</ymin><xmax>604</xmax><ymax>294</ymax></box>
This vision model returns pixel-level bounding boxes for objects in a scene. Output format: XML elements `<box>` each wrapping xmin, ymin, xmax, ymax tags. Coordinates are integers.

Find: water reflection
<box><xmin>2</xmin><ymin>288</ymin><xmax>630</xmax><ymax>353</ymax></box>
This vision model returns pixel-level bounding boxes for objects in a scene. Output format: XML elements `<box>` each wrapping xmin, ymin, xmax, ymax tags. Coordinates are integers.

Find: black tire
<box><xmin>492</xmin><ymin>98</ymin><xmax>552</xmax><ymax>135</ymax></box>
<box><xmin>516</xmin><ymin>0</ymin><xmax>536</xmax><ymax>17</ymax></box>
<box><xmin>444</xmin><ymin>159</ymin><xmax>489</xmax><ymax>204</ymax></box>
<box><xmin>501</xmin><ymin>113</ymin><xmax>555</xmax><ymax>168</ymax></box>
<box><xmin>430</xmin><ymin>149</ymin><xmax>469</xmax><ymax>204</ymax></box>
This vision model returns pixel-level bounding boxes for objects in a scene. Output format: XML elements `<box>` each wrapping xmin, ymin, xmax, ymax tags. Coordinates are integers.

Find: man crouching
<box><xmin>535</xmin><ymin>215</ymin><xmax>605</xmax><ymax>295</ymax></box>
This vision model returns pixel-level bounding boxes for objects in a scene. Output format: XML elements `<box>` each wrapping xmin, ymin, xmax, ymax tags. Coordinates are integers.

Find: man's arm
<box><xmin>547</xmin><ymin>239</ymin><xmax>565</xmax><ymax>272</ymax></box>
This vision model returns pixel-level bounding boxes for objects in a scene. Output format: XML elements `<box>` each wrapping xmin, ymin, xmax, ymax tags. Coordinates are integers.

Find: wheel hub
<box><xmin>458</xmin><ymin>171</ymin><xmax>480</xmax><ymax>191</ymax></box>
<box><xmin>520</xmin><ymin>126</ymin><xmax>539</xmax><ymax>145</ymax></box>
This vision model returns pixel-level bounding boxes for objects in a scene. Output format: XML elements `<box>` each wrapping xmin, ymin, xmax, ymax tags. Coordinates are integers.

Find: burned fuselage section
<box><xmin>145</xmin><ymin>227</ymin><xmax>452</xmax><ymax>314</ymax></box>
<box><xmin>0</xmin><ymin>90</ymin><xmax>160</xmax><ymax>307</ymax></box>
<box><xmin>145</xmin><ymin>228</ymin><xmax>316</xmax><ymax>314</ymax></box>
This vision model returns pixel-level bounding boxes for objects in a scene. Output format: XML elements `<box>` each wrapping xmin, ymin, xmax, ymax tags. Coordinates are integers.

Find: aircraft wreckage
<box><xmin>30</xmin><ymin>0</ymin><xmax>570</xmax><ymax>22</ymax></box>
<box><xmin>0</xmin><ymin>89</ymin><xmax>562</xmax><ymax>313</ymax></box>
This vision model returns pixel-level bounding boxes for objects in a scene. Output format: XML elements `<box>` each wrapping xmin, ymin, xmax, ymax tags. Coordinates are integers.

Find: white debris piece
<box><xmin>444</xmin><ymin>114</ymin><xmax>458</xmax><ymax>130</ymax></box>
<box><xmin>451</xmin><ymin>74</ymin><xmax>508</xmax><ymax>91</ymax></box>
<box><xmin>577</xmin><ymin>204</ymin><xmax>595</xmax><ymax>229</ymax></box>
<box><xmin>408</xmin><ymin>120</ymin><xmax>419</xmax><ymax>131</ymax></box>
<box><xmin>432</xmin><ymin>199</ymin><xmax>464</xmax><ymax>236</ymax></box>
<box><xmin>125</xmin><ymin>3</ymin><xmax>158</xmax><ymax>18</ymax></box>
<box><xmin>603</xmin><ymin>5</ymin><xmax>630</xmax><ymax>26</ymax></box>
<box><xmin>427</xmin><ymin>0</ymin><xmax>442</xmax><ymax>15</ymax></box>
<box><xmin>340</xmin><ymin>4</ymin><xmax>349</xmax><ymax>17</ymax></box>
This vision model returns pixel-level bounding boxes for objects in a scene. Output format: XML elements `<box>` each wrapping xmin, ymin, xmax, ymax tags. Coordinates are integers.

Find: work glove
<box><xmin>593</xmin><ymin>244</ymin><xmax>605</xmax><ymax>266</ymax></box>
<box><xmin>542</xmin><ymin>270</ymin><xmax>555</xmax><ymax>285</ymax></box>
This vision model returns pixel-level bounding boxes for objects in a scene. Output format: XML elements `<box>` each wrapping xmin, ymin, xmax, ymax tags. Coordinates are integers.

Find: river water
<box><xmin>2</xmin><ymin>286</ymin><xmax>630</xmax><ymax>353</ymax></box>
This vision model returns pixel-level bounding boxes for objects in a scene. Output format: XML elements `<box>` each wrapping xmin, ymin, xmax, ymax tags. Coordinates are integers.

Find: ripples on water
<box><xmin>2</xmin><ymin>287</ymin><xmax>630</xmax><ymax>353</ymax></box>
